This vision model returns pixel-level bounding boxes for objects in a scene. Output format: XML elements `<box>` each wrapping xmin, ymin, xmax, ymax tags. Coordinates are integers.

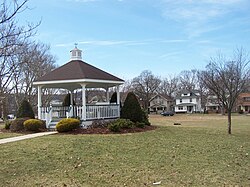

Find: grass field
<box><xmin>0</xmin><ymin>114</ymin><xmax>249</xmax><ymax>186</ymax></box>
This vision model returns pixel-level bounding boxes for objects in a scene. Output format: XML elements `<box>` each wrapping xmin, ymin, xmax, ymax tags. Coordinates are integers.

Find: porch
<box><xmin>40</xmin><ymin>104</ymin><xmax>119</xmax><ymax>128</ymax></box>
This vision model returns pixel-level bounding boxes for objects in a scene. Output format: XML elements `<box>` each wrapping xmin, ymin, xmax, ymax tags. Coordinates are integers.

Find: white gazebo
<box><xmin>33</xmin><ymin>47</ymin><xmax>124</xmax><ymax>128</ymax></box>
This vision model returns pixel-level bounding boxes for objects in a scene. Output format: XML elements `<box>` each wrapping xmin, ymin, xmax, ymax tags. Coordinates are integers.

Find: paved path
<box><xmin>0</xmin><ymin>131</ymin><xmax>58</xmax><ymax>144</ymax></box>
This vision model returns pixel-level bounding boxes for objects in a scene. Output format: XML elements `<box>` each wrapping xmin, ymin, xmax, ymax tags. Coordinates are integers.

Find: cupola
<box><xmin>70</xmin><ymin>44</ymin><xmax>82</xmax><ymax>60</ymax></box>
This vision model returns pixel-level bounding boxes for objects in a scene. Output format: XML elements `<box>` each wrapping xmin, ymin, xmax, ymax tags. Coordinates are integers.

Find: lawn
<box><xmin>0</xmin><ymin>122</ymin><xmax>23</xmax><ymax>139</ymax></box>
<box><xmin>0</xmin><ymin>114</ymin><xmax>249</xmax><ymax>186</ymax></box>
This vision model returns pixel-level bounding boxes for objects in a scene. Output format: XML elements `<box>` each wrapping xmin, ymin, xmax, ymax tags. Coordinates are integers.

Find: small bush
<box><xmin>4</xmin><ymin>120</ymin><xmax>11</xmax><ymax>130</ymax></box>
<box><xmin>135</xmin><ymin>122</ymin><xmax>145</xmax><ymax>128</ymax></box>
<box><xmin>108</xmin><ymin>123</ymin><xmax>121</xmax><ymax>132</ymax></box>
<box><xmin>91</xmin><ymin>120</ymin><xmax>111</xmax><ymax>128</ymax></box>
<box><xmin>56</xmin><ymin>118</ymin><xmax>80</xmax><ymax>132</ymax></box>
<box><xmin>108</xmin><ymin>119</ymin><xmax>134</xmax><ymax>132</ymax></box>
<box><xmin>10</xmin><ymin>118</ymin><xmax>30</xmax><ymax>132</ymax></box>
<box><xmin>23</xmin><ymin>119</ymin><xmax>44</xmax><ymax>132</ymax></box>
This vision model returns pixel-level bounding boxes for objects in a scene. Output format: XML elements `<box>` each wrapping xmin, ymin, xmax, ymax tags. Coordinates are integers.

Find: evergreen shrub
<box><xmin>62</xmin><ymin>93</ymin><xmax>75</xmax><ymax>106</ymax></box>
<box><xmin>121</xmin><ymin>92</ymin><xmax>143</xmax><ymax>123</ymax></box>
<box><xmin>16</xmin><ymin>99</ymin><xmax>35</xmax><ymax>119</ymax></box>
<box><xmin>110</xmin><ymin>92</ymin><xmax>117</xmax><ymax>103</ymax></box>
<box><xmin>23</xmin><ymin>119</ymin><xmax>44</xmax><ymax>132</ymax></box>
<box><xmin>56</xmin><ymin>118</ymin><xmax>80</xmax><ymax>132</ymax></box>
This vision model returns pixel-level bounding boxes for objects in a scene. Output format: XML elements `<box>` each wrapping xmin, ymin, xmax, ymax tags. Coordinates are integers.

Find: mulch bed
<box><xmin>62</xmin><ymin>125</ymin><xmax>157</xmax><ymax>135</ymax></box>
<box><xmin>0</xmin><ymin>126</ymin><xmax>157</xmax><ymax>135</ymax></box>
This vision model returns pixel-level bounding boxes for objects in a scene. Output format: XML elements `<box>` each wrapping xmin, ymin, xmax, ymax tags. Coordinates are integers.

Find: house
<box><xmin>237</xmin><ymin>93</ymin><xmax>250</xmax><ymax>113</ymax></box>
<box><xmin>33</xmin><ymin>46</ymin><xmax>124</xmax><ymax>128</ymax></box>
<box><xmin>175</xmin><ymin>90</ymin><xmax>202</xmax><ymax>113</ymax></box>
<box><xmin>149</xmin><ymin>94</ymin><xmax>174</xmax><ymax>114</ymax></box>
<box><xmin>205</xmin><ymin>95</ymin><xmax>221</xmax><ymax>113</ymax></box>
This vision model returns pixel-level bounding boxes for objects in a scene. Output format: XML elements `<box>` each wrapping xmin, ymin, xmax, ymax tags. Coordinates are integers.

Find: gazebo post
<box><xmin>81</xmin><ymin>84</ymin><xmax>86</xmax><ymax>120</ymax></box>
<box><xmin>37</xmin><ymin>85</ymin><xmax>42</xmax><ymax>119</ymax></box>
<box><xmin>116</xmin><ymin>85</ymin><xmax>120</xmax><ymax>117</ymax></box>
<box><xmin>69</xmin><ymin>90</ymin><xmax>73</xmax><ymax>106</ymax></box>
<box><xmin>106</xmin><ymin>87</ymin><xmax>109</xmax><ymax>103</ymax></box>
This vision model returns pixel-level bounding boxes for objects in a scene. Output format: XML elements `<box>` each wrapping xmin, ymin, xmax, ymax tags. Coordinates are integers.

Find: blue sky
<box><xmin>18</xmin><ymin>0</ymin><xmax>250</xmax><ymax>80</ymax></box>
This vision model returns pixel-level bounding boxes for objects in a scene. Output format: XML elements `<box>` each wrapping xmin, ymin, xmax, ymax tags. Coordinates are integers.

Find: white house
<box><xmin>175</xmin><ymin>90</ymin><xmax>202</xmax><ymax>113</ymax></box>
<box><xmin>149</xmin><ymin>94</ymin><xmax>174</xmax><ymax>114</ymax></box>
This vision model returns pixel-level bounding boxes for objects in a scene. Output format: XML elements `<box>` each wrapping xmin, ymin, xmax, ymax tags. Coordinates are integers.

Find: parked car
<box><xmin>161</xmin><ymin>111</ymin><xmax>174</xmax><ymax>116</ymax></box>
<box><xmin>7</xmin><ymin>114</ymin><xmax>15</xmax><ymax>120</ymax></box>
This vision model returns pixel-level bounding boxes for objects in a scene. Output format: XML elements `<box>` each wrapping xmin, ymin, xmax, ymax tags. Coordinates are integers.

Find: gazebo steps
<box><xmin>48</xmin><ymin>119</ymin><xmax>63</xmax><ymax>129</ymax></box>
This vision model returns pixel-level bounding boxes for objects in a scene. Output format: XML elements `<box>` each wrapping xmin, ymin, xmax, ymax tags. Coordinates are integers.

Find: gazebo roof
<box><xmin>33</xmin><ymin>47</ymin><xmax>124</xmax><ymax>90</ymax></box>
<box><xmin>36</xmin><ymin>60</ymin><xmax>123</xmax><ymax>82</ymax></box>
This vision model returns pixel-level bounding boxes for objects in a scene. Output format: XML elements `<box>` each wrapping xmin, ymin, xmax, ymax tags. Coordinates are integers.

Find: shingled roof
<box><xmin>36</xmin><ymin>60</ymin><xmax>124</xmax><ymax>82</ymax></box>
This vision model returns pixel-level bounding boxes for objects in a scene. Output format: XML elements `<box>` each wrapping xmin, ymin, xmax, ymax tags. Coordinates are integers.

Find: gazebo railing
<box><xmin>40</xmin><ymin>104</ymin><xmax>120</xmax><ymax>123</ymax></box>
<box><xmin>86</xmin><ymin>104</ymin><xmax>119</xmax><ymax>120</ymax></box>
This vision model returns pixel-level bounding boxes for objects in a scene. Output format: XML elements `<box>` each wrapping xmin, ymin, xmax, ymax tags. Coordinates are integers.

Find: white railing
<box><xmin>86</xmin><ymin>104</ymin><xmax>119</xmax><ymax>120</ymax></box>
<box><xmin>40</xmin><ymin>104</ymin><xmax>119</xmax><ymax>122</ymax></box>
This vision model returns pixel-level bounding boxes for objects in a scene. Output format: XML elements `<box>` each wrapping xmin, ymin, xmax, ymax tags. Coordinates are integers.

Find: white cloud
<box><xmin>159</xmin><ymin>0</ymin><xmax>248</xmax><ymax>38</ymax></box>
<box><xmin>55</xmin><ymin>39</ymin><xmax>187</xmax><ymax>47</ymax></box>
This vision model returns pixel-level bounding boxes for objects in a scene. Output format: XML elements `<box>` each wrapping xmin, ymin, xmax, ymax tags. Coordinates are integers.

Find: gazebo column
<box><xmin>69</xmin><ymin>90</ymin><xmax>74</xmax><ymax>106</ymax></box>
<box><xmin>37</xmin><ymin>85</ymin><xmax>42</xmax><ymax>119</ymax></box>
<box><xmin>116</xmin><ymin>85</ymin><xmax>120</xmax><ymax>117</ymax></box>
<box><xmin>81</xmin><ymin>84</ymin><xmax>86</xmax><ymax>120</ymax></box>
<box><xmin>106</xmin><ymin>87</ymin><xmax>109</xmax><ymax>103</ymax></box>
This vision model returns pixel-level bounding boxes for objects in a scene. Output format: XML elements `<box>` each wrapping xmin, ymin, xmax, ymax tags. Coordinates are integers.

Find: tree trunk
<box><xmin>227</xmin><ymin>111</ymin><xmax>232</xmax><ymax>134</ymax></box>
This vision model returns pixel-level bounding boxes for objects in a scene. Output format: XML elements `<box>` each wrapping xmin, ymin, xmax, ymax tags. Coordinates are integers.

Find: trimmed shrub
<box><xmin>62</xmin><ymin>93</ymin><xmax>75</xmax><ymax>106</ymax></box>
<box><xmin>141</xmin><ymin>109</ymin><xmax>151</xmax><ymax>126</ymax></box>
<box><xmin>4</xmin><ymin>120</ymin><xmax>11</xmax><ymax>130</ymax></box>
<box><xmin>16</xmin><ymin>99</ymin><xmax>35</xmax><ymax>119</ymax></box>
<box><xmin>10</xmin><ymin>118</ymin><xmax>29</xmax><ymax>132</ymax></box>
<box><xmin>108</xmin><ymin>119</ymin><xmax>134</xmax><ymax>132</ymax></box>
<box><xmin>121</xmin><ymin>92</ymin><xmax>143</xmax><ymax>123</ymax></box>
<box><xmin>56</xmin><ymin>118</ymin><xmax>80</xmax><ymax>132</ymax></box>
<box><xmin>23</xmin><ymin>119</ymin><xmax>44</xmax><ymax>132</ymax></box>
<box><xmin>110</xmin><ymin>92</ymin><xmax>117</xmax><ymax>103</ymax></box>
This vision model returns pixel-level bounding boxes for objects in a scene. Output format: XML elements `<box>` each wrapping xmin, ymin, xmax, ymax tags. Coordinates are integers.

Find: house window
<box><xmin>190</xmin><ymin>98</ymin><xmax>192</xmax><ymax>102</ymax></box>
<box><xmin>178</xmin><ymin>106</ymin><xmax>183</xmax><ymax>110</ymax></box>
<box><xmin>180</xmin><ymin>99</ymin><xmax>182</xmax><ymax>103</ymax></box>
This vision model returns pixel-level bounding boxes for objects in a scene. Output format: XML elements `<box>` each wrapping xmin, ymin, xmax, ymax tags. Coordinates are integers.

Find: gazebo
<box><xmin>33</xmin><ymin>47</ymin><xmax>124</xmax><ymax>128</ymax></box>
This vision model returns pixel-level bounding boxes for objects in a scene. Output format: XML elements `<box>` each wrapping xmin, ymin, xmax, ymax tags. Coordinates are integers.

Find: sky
<box><xmin>17</xmin><ymin>0</ymin><xmax>250</xmax><ymax>80</ymax></box>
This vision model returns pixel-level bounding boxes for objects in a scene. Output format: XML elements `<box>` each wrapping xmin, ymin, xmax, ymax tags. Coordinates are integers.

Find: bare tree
<box><xmin>178</xmin><ymin>69</ymin><xmax>198</xmax><ymax>91</ymax></box>
<box><xmin>11</xmin><ymin>42</ymin><xmax>56</xmax><ymax>107</ymax></box>
<box><xmin>200</xmin><ymin>48</ymin><xmax>250</xmax><ymax>134</ymax></box>
<box><xmin>160</xmin><ymin>75</ymin><xmax>179</xmax><ymax>97</ymax></box>
<box><xmin>132</xmin><ymin>70</ymin><xmax>161</xmax><ymax>110</ymax></box>
<box><xmin>0</xmin><ymin>0</ymin><xmax>39</xmax><ymax>117</ymax></box>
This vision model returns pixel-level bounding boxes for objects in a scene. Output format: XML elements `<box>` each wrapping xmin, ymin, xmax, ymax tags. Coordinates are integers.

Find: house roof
<box><xmin>149</xmin><ymin>94</ymin><xmax>173</xmax><ymax>102</ymax></box>
<box><xmin>175</xmin><ymin>90</ymin><xmax>200</xmax><ymax>99</ymax></box>
<box><xmin>36</xmin><ymin>60</ymin><xmax>124</xmax><ymax>82</ymax></box>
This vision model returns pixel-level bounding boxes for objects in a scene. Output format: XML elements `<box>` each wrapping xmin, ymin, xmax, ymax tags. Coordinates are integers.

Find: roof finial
<box><xmin>74</xmin><ymin>43</ymin><xmax>78</xmax><ymax>48</ymax></box>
